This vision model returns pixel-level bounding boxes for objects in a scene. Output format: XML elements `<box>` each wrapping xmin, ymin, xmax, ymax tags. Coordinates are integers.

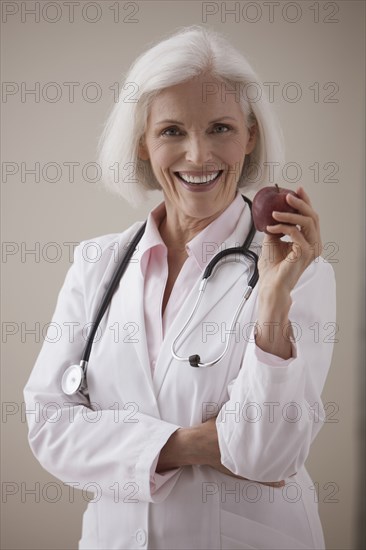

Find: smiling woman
<box><xmin>23</xmin><ymin>25</ymin><xmax>336</xmax><ymax>550</ymax></box>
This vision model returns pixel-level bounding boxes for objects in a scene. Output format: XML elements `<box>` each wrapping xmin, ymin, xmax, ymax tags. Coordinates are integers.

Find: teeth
<box><xmin>178</xmin><ymin>171</ymin><xmax>220</xmax><ymax>184</ymax></box>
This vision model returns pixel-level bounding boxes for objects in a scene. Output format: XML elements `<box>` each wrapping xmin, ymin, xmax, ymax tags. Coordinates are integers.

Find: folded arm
<box><xmin>23</xmin><ymin>236</ymin><xmax>183</xmax><ymax>504</ymax></box>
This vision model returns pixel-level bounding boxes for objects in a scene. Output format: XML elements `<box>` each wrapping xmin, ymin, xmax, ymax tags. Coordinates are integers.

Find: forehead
<box><xmin>147</xmin><ymin>74</ymin><xmax>245</xmax><ymax>122</ymax></box>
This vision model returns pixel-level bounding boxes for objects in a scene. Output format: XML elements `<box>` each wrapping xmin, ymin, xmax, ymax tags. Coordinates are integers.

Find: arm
<box><xmin>156</xmin><ymin>417</ymin><xmax>286</xmax><ymax>487</ymax></box>
<box><xmin>215</xmin><ymin>258</ymin><xmax>336</xmax><ymax>481</ymax></box>
<box><xmin>215</xmin><ymin>187</ymin><xmax>337</xmax><ymax>481</ymax></box>
<box><xmin>24</xmin><ymin>235</ymin><xmax>183</xmax><ymax>504</ymax></box>
<box><xmin>254</xmin><ymin>287</ymin><xmax>293</xmax><ymax>360</ymax></box>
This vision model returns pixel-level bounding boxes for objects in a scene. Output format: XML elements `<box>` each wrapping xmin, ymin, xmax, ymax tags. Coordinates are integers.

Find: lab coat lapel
<box><xmin>152</xmin><ymin>204</ymin><xmax>260</xmax><ymax>398</ymax></box>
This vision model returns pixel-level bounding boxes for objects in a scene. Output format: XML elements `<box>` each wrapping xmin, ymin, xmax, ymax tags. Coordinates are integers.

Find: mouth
<box><xmin>174</xmin><ymin>170</ymin><xmax>224</xmax><ymax>188</ymax></box>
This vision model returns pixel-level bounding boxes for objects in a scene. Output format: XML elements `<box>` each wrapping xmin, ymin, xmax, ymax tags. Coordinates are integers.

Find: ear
<box><xmin>138</xmin><ymin>135</ymin><xmax>150</xmax><ymax>161</ymax></box>
<box><xmin>245</xmin><ymin>122</ymin><xmax>258</xmax><ymax>155</ymax></box>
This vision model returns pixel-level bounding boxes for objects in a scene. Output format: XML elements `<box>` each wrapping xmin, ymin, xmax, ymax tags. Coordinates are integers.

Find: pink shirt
<box><xmin>139</xmin><ymin>193</ymin><xmax>246</xmax><ymax>376</ymax></box>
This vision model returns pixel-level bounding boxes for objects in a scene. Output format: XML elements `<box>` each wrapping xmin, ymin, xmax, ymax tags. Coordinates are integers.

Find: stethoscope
<box><xmin>61</xmin><ymin>195</ymin><xmax>259</xmax><ymax>397</ymax></box>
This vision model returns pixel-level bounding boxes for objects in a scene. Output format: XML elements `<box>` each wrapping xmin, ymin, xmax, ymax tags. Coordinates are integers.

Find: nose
<box><xmin>185</xmin><ymin>134</ymin><xmax>214</xmax><ymax>166</ymax></box>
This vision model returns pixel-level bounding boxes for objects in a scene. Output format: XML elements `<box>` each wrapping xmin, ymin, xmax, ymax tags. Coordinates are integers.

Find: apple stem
<box><xmin>275</xmin><ymin>184</ymin><xmax>280</xmax><ymax>193</ymax></box>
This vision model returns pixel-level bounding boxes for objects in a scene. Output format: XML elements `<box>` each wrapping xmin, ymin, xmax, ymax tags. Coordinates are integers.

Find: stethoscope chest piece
<box><xmin>61</xmin><ymin>363</ymin><xmax>86</xmax><ymax>396</ymax></box>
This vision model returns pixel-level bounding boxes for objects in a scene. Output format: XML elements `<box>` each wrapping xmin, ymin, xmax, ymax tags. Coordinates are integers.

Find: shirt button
<box><xmin>135</xmin><ymin>528</ymin><xmax>147</xmax><ymax>546</ymax></box>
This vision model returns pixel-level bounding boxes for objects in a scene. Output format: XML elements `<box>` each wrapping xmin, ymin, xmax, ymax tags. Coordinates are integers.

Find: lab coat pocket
<box><xmin>219</xmin><ymin>509</ymin><xmax>309</xmax><ymax>550</ymax></box>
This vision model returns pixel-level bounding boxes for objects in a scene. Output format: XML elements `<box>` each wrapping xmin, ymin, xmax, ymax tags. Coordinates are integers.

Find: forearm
<box><xmin>156</xmin><ymin>424</ymin><xmax>237</xmax><ymax>474</ymax></box>
<box><xmin>156</xmin><ymin>423</ymin><xmax>285</xmax><ymax>486</ymax></box>
<box><xmin>156</xmin><ymin>426</ymin><xmax>200</xmax><ymax>473</ymax></box>
<box><xmin>255</xmin><ymin>288</ymin><xmax>293</xmax><ymax>360</ymax></box>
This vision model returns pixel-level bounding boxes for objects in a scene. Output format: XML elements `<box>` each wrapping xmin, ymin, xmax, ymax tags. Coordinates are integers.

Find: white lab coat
<box><xmin>23</xmin><ymin>206</ymin><xmax>336</xmax><ymax>550</ymax></box>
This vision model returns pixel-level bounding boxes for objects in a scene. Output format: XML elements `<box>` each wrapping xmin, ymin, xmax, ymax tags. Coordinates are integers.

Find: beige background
<box><xmin>2</xmin><ymin>1</ymin><xmax>365</xmax><ymax>549</ymax></box>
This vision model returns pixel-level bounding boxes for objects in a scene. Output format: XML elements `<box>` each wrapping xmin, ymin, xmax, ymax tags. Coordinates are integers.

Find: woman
<box><xmin>24</xmin><ymin>26</ymin><xmax>336</xmax><ymax>549</ymax></box>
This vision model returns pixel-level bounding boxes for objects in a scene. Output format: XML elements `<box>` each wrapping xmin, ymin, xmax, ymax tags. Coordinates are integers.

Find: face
<box><xmin>138</xmin><ymin>73</ymin><xmax>257</xmax><ymax>224</ymax></box>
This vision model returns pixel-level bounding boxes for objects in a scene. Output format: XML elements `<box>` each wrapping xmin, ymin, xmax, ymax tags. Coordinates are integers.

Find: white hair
<box><xmin>97</xmin><ymin>25</ymin><xmax>285</xmax><ymax>206</ymax></box>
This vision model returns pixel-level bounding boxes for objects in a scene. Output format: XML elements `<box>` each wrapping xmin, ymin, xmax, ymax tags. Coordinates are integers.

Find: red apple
<box><xmin>252</xmin><ymin>184</ymin><xmax>300</xmax><ymax>237</ymax></box>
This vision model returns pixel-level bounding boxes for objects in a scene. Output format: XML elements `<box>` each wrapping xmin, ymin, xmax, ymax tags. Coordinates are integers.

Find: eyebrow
<box><xmin>154</xmin><ymin>116</ymin><xmax>237</xmax><ymax>126</ymax></box>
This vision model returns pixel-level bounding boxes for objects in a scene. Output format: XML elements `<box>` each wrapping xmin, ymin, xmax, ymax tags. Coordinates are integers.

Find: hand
<box><xmin>258</xmin><ymin>186</ymin><xmax>323</xmax><ymax>295</ymax></box>
<box><xmin>198</xmin><ymin>417</ymin><xmax>285</xmax><ymax>488</ymax></box>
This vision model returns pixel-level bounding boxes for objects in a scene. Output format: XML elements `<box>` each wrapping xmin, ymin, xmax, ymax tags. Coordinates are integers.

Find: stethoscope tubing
<box><xmin>61</xmin><ymin>222</ymin><xmax>147</xmax><ymax>397</ymax></box>
<box><xmin>61</xmin><ymin>195</ymin><xmax>258</xmax><ymax>396</ymax></box>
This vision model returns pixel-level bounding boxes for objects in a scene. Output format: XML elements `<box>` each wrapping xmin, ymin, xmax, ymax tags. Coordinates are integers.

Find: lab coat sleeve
<box><xmin>216</xmin><ymin>258</ymin><xmax>337</xmax><ymax>482</ymax></box>
<box><xmin>23</xmin><ymin>235</ymin><xmax>183</xmax><ymax>504</ymax></box>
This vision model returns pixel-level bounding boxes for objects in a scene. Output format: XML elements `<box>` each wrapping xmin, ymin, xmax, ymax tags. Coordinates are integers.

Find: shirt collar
<box><xmin>138</xmin><ymin>192</ymin><xmax>247</xmax><ymax>275</ymax></box>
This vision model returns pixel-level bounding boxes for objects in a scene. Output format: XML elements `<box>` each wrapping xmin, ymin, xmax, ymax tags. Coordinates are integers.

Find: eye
<box><xmin>212</xmin><ymin>123</ymin><xmax>231</xmax><ymax>133</ymax></box>
<box><xmin>161</xmin><ymin>126</ymin><xmax>182</xmax><ymax>137</ymax></box>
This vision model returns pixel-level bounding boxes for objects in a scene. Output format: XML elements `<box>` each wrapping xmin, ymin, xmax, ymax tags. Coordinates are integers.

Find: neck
<box><xmin>159</xmin><ymin>203</ymin><xmax>228</xmax><ymax>253</ymax></box>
